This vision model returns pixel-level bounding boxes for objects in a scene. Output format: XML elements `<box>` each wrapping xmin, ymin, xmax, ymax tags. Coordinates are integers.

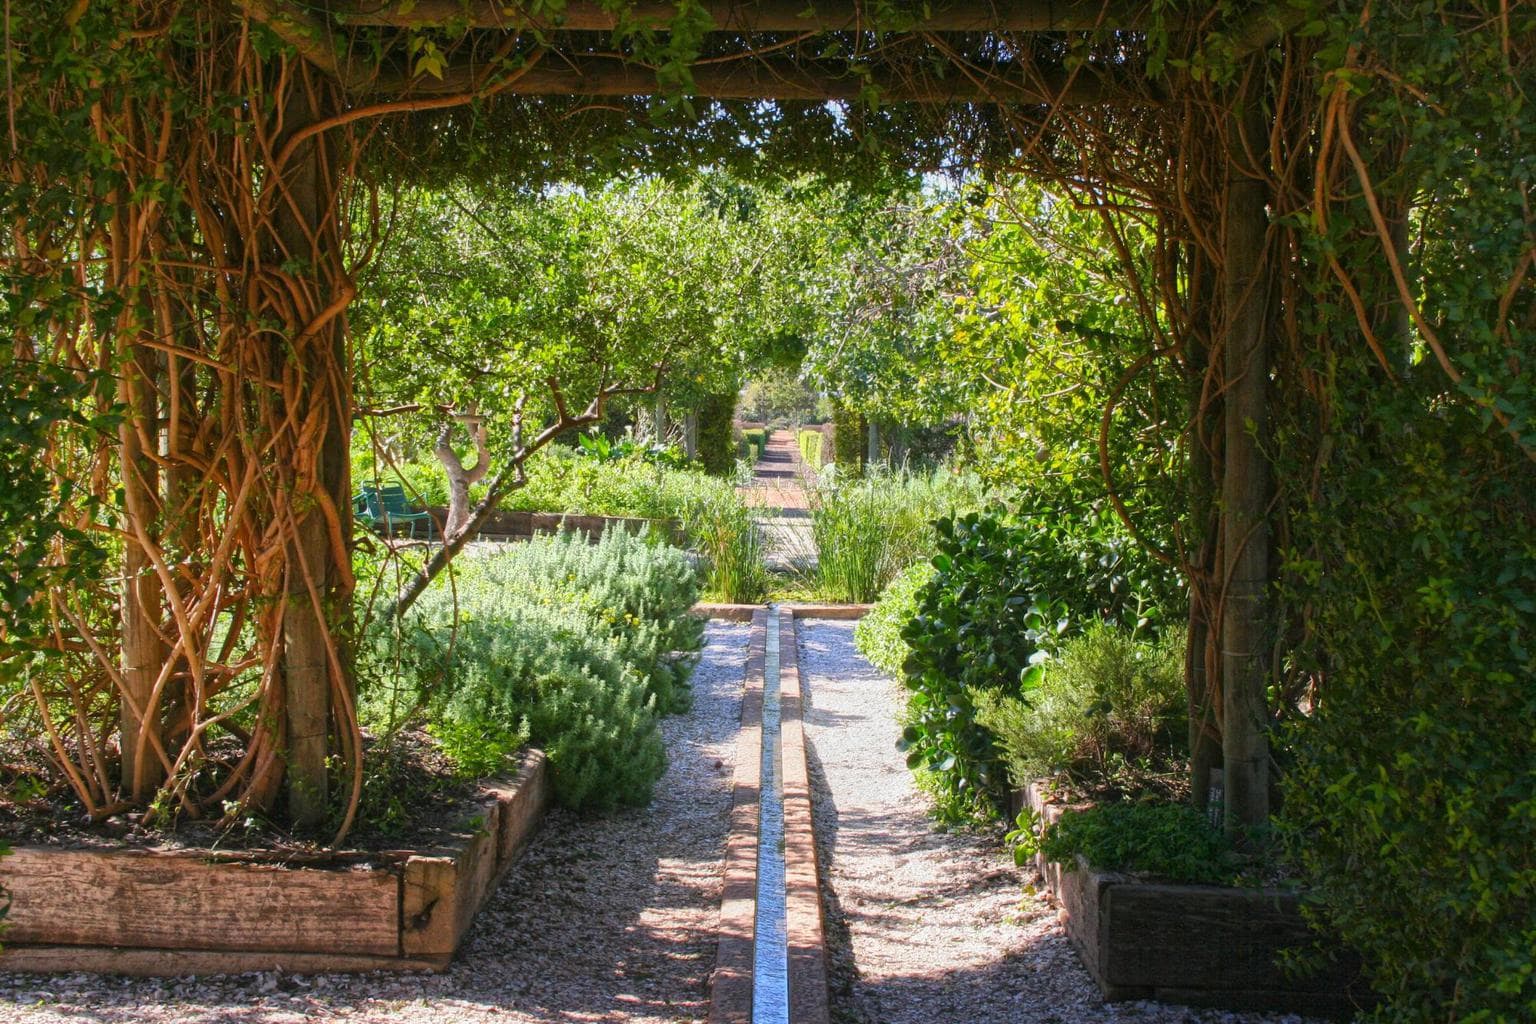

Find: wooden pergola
<box><xmin>68</xmin><ymin>1</ymin><xmax>1291</xmax><ymax>837</ymax></box>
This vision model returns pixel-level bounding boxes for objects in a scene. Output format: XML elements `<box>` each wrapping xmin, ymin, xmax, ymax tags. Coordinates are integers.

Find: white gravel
<box><xmin>796</xmin><ymin>619</ymin><xmax>1325</xmax><ymax>1024</ymax></box>
<box><xmin>0</xmin><ymin>621</ymin><xmax>752</xmax><ymax>1024</ymax></box>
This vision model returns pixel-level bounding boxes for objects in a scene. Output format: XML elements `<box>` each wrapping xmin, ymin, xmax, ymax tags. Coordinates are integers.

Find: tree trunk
<box><xmin>1185</xmin><ymin>259</ymin><xmax>1223</xmax><ymax>814</ymax></box>
<box><xmin>1219</xmin><ymin>88</ymin><xmax>1274</xmax><ymax>834</ymax></box>
<box><xmin>682</xmin><ymin>411</ymin><xmax>698</xmax><ymax>460</ymax></box>
<box><xmin>652</xmin><ymin>396</ymin><xmax>667</xmax><ymax>444</ymax></box>
<box><xmin>434</xmin><ymin>417</ymin><xmax>491</xmax><ymax>539</ymax></box>
<box><xmin>889</xmin><ymin>423</ymin><xmax>908</xmax><ymax>468</ymax></box>
<box><xmin>866</xmin><ymin>418</ymin><xmax>880</xmax><ymax>466</ymax></box>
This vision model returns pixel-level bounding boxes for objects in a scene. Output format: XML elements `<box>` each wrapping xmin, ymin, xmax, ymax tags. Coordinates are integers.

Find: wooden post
<box><xmin>272</xmin><ymin>86</ymin><xmax>351</xmax><ymax>828</ymax></box>
<box><xmin>118</xmin><ymin>342</ymin><xmax>165</xmax><ymax>802</ymax></box>
<box><xmin>1219</xmin><ymin>89</ymin><xmax>1274</xmax><ymax>833</ymax></box>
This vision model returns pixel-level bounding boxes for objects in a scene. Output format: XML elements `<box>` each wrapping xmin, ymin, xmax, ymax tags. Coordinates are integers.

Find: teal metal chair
<box><xmin>354</xmin><ymin>483</ymin><xmax>436</xmax><ymax>541</ymax></box>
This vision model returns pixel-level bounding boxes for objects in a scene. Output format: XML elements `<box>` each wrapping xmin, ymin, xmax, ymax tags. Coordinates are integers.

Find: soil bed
<box><xmin>0</xmin><ymin>620</ymin><xmax>751</xmax><ymax>1024</ymax></box>
<box><xmin>795</xmin><ymin>619</ymin><xmax>1325</xmax><ymax>1024</ymax></box>
<box><xmin>0</xmin><ymin>730</ymin><xmax>482</xmax><ymax>855</ymax></box>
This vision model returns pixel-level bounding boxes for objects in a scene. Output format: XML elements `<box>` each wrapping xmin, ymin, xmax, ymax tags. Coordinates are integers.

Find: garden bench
<box><xmin>355</xmin><ymin>483</ymin><xmax>436</xmax><ymax>541</ymax></box>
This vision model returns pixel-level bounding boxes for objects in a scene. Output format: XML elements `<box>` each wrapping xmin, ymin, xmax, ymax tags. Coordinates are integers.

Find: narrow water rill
<box><xmin>752</xmin><ymin>610</ymin><xmax>790</xmax><ymax>1024</ymax></box>
<box><xmin>711</xmin><ymin>607</ymin><xmax>829</xmax><ymax>1024</ymax></box>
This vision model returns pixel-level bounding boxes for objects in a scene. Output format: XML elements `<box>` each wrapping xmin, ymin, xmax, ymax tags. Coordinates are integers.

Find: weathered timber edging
<box><xmin>0</xmin><ymin>750</ymin><xmax>550</xmax><ymax>976</ymax></box>
<box><xmin>691</xmin><ymin>604</ymin><xmax>871</xmax><ymax>623</ymax></box>
<box><xmin>427</xmin><ymin>507</ymin><xmax>683</xmax><ymax>544</ymax></box>
<box><xmin>709</xmin><ymin>606</ymin><xmax>840</xmax><ymax>1024</ymax></box>
<box><xmin>1020</xmin><ymin>780</ymin><xmax>1365</xmax><ymax>1018</ymax></box>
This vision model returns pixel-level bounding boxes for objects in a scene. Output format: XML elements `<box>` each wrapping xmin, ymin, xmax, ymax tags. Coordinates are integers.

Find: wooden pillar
<box><xmin>1220</xmin><ymin>90</ymin><xmax>1274</xmax><ymax>833</ymax></box>
<box><xmin>118</xmin><ymin>342</ymin><xmax>165</xmax><ymax>802</ymax></box>
<box><xmin>273</xmin><ymin>86</ymin><xmax>350</xmax><ymax>828</ymax></box>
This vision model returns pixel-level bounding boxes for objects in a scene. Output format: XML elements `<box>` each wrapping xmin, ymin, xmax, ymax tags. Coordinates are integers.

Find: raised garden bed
<box><xmin>0</xmin><ymin>751</ymin><xmax>549</xmax><ymax>976</ymax></box>
<box><xmin>1020</xmin><ymin>780</ymin><xmax>1367</xmax><ymax>1019</ymax></box>
<box><xmin>429</xmin><ymin>507</ymin><xmax>683</xmax><ymax>544</ymax></box>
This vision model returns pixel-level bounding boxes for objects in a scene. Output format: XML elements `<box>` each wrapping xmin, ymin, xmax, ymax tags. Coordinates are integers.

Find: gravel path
<box><xmin>796</xmin><ymin>620</ymin><xmax>1323</xmax><ymax>1024</ymax></box>
<box><xmin>0</xmin><ymin>621</ymin><xmax>751</xmax><ymax>1024</ymax></box>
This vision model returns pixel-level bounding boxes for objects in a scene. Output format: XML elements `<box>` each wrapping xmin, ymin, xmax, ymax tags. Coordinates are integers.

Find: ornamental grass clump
<box><xmin>678</xmin><ymin>478</ymin><xmax>768</xmax><ymax>604</ymax></box>
<box><xmin>809</xmin><ymin>469</ymin><xmax>979</xmax><ymax>603</ymax></box>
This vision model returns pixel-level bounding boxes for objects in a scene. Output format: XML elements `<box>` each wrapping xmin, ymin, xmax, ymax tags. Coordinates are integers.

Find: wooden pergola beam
<box><xmin>331</xmin><ymin>0</ymin><xmax>1152</xmax><ymax>34</ymax></box>
<box><xmin>382</xmin><ymin>54</ymin><xmax>1142</xmax><ymax>105</ymax></box>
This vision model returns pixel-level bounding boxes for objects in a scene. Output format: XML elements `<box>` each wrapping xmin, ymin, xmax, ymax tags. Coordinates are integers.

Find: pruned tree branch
<box><xmin>384</xmin><ymin>367</ymin><xmax>664</xmax><ymax>620</ymax></box>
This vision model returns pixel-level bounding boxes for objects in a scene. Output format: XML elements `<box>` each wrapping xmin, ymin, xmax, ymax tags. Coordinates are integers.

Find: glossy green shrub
<box><xmin>897</xmin><ymin>512</ymin><xmax>1063</xmax><ymax>821</ymax></box>
<box><xmin>853</xmin><ymin>561</ymin><xmax>934</xmax><ymax>677</ymax></box>
<box><xmin>895</xmin><ymin>509</ymin><xmax>1179</xmax><ymax>822</ymax></box>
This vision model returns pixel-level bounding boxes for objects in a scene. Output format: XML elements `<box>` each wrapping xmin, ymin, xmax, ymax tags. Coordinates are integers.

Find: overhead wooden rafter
<box><xmin>247</xmin><ymin>0</ymin><xmax>1169</xmax><ymax>104</ymax></box>
<box><xmin>392</xmin><ymin>56</ymin><xmax>1134</xmax><ymax>105</ymax></box>
<box><xmin>328</xmin><ymin>0</ymin><xmax>1153</xmax><ymax>33</ymax></box>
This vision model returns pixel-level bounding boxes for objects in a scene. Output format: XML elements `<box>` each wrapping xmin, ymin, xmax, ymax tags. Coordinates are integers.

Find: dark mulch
<box><xmin>0</xmin><ymin>728</ymin><xmax>487</xmax><ymax>857</ymax></box>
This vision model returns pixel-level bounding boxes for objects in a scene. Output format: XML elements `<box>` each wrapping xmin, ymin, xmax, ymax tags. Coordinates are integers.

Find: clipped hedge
<box><xmin>798</xmin><ymin>428</ymin><xmax>825</xmax><ymax>470</ymax></box>
<box><xmin>829</xmin><ymin>400</ymin><xmax>865</xmax><ymax>475</ymax></box>
<box><xmin>696</xmin><ymin>392</ymin><xmax>737</xmax><ymax>477</ymax></box>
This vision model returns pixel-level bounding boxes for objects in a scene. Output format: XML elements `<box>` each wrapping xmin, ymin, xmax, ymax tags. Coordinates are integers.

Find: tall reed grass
<box><xmin>678</xmin><ymin>478</ymin><xmax>769</xmax><ymax>603</ymax></box>
<box><xmin>808</xmin><ymin>468</ymin><xmax>984</xmax><ymax>603</ymax></box>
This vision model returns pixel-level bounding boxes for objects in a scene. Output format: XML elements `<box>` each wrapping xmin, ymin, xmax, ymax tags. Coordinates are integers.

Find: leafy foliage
<box><xmin>1040</xmin><ymin>803</ymin><xmax>1236</xmax><ymax>886</ymax></box>
<box><xmin>976</xmin><ymin>623</ymin><xmax>1185</xmax><ymax>797</ymax></box>
<box><xmin>894</xmin><ymin>507</ymin><xmax>1182</xmax><ymax>822</ymax></box>
<box><xmin>0</xmin><ymin>363</ymin><xmax>113</xmax><ymax>665</ymax></box>
<box><xmin>895</xmin><ymin>512</ymin><xmax>1065</xmax><ymax>821</ymax></box>
<box><xmin>853</xmin><ymin>561</ymin><xmax>934</xmax><ymax>678</ymax></box>
<box><xmin>369</xmin><ymin>531</ymin><xmax>703</xmax><ymax>809</ymax></box>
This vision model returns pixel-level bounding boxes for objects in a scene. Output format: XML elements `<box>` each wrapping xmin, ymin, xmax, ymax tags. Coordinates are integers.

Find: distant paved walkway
<box><xmin>742</xmin><ymin>431</ymin><xmax>816</xmax><ymax>572</ymax></box>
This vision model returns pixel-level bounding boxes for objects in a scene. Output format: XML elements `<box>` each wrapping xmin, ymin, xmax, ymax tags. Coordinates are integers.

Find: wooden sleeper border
<box><xmin>1019</xmin><ymin>780</ymin><xmax>1366</xmax><ymax>1018</ymax></box>
<box><xmin>0</xmin><ymin>750</ymin><xmax>550</xmax><ymax>975</ymax></box>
